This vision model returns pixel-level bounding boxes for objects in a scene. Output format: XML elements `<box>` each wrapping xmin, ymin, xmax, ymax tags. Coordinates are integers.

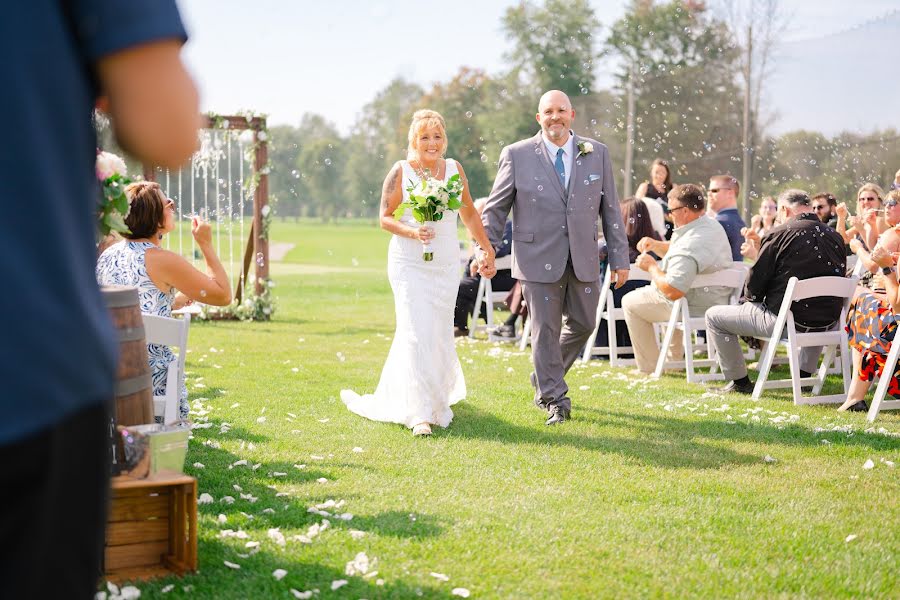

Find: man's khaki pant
<box><xmin>622</xmin><ymin>286</ymin><xmax>684</xmax><ymax>373</ymax></box>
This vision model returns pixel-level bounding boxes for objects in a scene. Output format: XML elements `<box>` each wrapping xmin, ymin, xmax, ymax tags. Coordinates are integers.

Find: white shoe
<box><xmin>412</xmin><ymin>423</ymin><xmax>433</xmax><ymax>436</ymax></box>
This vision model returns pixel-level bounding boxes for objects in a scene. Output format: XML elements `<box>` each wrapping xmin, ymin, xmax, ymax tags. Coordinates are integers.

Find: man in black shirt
<box><xmin>705</xmin><ymin>189</ymin><xmax>847</xmax><ymax>393</ymax></box>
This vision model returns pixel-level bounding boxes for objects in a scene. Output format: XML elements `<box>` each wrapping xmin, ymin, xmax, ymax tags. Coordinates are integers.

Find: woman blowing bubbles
<box><xmin>97</xmin><ymin>181</ymin><xmax>231</xmax><ymax>420</ymax></box>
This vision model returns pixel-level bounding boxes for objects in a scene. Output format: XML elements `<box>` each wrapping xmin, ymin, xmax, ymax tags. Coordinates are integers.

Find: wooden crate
<box><xmin>105</xmin><ymin>474</ymin><xmax>198</xmax><ymax>583</ymax></box>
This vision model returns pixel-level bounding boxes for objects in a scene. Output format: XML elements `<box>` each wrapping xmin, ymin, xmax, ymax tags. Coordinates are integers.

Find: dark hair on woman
<box><xmin>124</xmin><ymin>181</ymin><xmax>167</xmax><ymax>239</ymax></box>
<box><xmin>621</xmin><ymin>197</ymin><xmax>660</xmax><ymax>260</ymax></box>
<box><xmin>649</xmin><ymin>158</ymin><xmax>673</xmax><ymax>191</ymax></box>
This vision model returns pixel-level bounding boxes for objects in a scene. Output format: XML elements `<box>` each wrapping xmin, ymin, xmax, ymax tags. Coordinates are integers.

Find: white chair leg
<box><xmin>812</xmin><ymin>344</ymin><xmax>835</xmax><ymax>395</ymax></box>
<box><xmin>519</xmin><ymin>316</ymin><xmax>531</xmax><ymax>351</ymax></box>
<box><xmin>787</xmin><ymin>339</ymin><xmax>804</xmax><ymax>405</ymax></box>
<box><xmin>868</xmin><ymin>338</ymin><xmax>900</xmax><ymax>423</ymax></box>
<box><xmin>752</xmin><ymin>340</ymin><xmax>779</xmax><ymax>400</ymax></box>
<box><xmin>469</xmin><ymin>277</ymin><xmax>487</xmax><ymax>339</ymax></box>
<box><xmin>653</xmin><ymin>305</ymin><xmax>680</xmax><ymax>378</ymax></box>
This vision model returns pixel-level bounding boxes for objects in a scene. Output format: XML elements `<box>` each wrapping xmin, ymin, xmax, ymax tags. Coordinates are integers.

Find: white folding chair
<box><xmin>867</xmin><ymin>334</ymin><xmax>900</xmax><ymax>422</ymax></box>
<box><xmin>581</xmin><ymin>264</ymin><xmax>652</xmax><ymax>366</ymax></box>
<box><xmin>752</xmin><ymin>276</ymin><xmax>857</xmax><ymax>405</ymax></box>
<box><xmin>652</xmin><ymin>267</ymin><xmax>749</xmax><ymax>383</ymax></box>
<box><xmin>470</xmin><ymin>254</ymin><xmax>515</xmax><ymax>340</ymax></box>
<box><xmin>143</xmin><ymin>313</ymin><xmax>191</xmax><ymax>424</ymax></box>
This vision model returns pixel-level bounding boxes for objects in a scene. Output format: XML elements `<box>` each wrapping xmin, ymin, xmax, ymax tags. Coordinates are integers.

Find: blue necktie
<box><xmin>554</xmin><ymin>148</ymin><xmax>565</xmax><ymax>187</ymax></box>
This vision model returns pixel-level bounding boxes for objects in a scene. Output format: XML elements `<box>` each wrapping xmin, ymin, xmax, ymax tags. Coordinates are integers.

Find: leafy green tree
<box><xmin>607</xmin><ymin>0</ymin><xmax>746</xmax><ymax>190</ymax></box>
<box><xmin>502</xmin><ymin>0</ymin><xmax>601</xmax><ymax>98</ymax></box>
<box><xmin>344</xmin><ymin>78</ymin><xmax>423</xmax><ymax>218</ymax></box>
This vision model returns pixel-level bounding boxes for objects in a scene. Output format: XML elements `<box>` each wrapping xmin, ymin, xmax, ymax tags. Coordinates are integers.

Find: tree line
<box><xmin>268</xmin><ymin>0</ymin><xmax>900</xmax><ymax>221</ymax></box>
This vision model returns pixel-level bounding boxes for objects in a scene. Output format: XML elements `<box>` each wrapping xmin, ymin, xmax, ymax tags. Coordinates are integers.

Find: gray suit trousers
<box><xmin>522</xmin><ymin>260</ymin><xmax>600</xmax><ymax>411</ymax></box>
<box><xmin>705</xmin><ymin>302</ymin><xmax>821</xmax><ymax>381</ymax></box>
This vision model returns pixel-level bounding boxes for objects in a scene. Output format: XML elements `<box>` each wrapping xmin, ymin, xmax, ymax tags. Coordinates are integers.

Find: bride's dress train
<box><xmin>341</xmin><ymin>159</ymin><xmax>466</xmax><ymax>428</ymax></box>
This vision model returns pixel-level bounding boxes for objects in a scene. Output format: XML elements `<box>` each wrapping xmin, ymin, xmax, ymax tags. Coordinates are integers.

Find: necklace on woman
<box><xmin>412</xmin><ymin>158</ymin><xmax>443</xmax><ymax>181</ymax></box>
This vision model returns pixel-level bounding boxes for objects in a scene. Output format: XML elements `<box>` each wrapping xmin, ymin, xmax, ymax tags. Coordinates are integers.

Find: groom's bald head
<box><xmin>536</xmin><ymin>90</ymin><xmax>575</xmax><ymax>145</ymax></box>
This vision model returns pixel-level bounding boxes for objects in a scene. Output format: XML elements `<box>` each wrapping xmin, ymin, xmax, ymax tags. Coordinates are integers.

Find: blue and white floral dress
<box><xmin>96</xmin><ymin>240</ymin><xmax>189</xmax><ymax>421</ymax></box>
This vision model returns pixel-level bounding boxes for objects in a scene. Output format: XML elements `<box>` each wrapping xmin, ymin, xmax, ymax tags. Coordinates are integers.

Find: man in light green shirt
<box><xmin>623</xmin><ymin>184</ymin><xmax>734</xmax><ymax>374</ymax></box>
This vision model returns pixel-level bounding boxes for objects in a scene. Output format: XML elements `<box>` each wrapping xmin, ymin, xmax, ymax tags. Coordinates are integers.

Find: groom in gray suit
<box><xmin>479</xmin><ymin>90</ymin><xmax>629</xmax><ymax>425</ymax></box>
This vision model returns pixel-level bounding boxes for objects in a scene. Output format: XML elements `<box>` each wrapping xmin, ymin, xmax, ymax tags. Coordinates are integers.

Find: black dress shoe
<box><xmin>545</xmin><ymin>405</ymin><xmax>570</xmax><ymax>425</ymax></box>
<box><xmin>453</xmin><ymin>327</ymin><xmax>469</xmax><ymax>338</ymax></box>
<box><xmin>717</xmin><ymin>379</ymin><xmax>754</xmax><ymax>394</ymax></box>
<box><xmin>847</xmin><ymin>400</ymin><xmax>869</xmax><ymax>412</ymax></box>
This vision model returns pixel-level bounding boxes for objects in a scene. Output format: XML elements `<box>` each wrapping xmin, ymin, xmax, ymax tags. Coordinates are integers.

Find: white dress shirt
<box><xmin>542</xmin><ymin>131</ymin><xmax>575</xmax><ymax>189</ymax></box>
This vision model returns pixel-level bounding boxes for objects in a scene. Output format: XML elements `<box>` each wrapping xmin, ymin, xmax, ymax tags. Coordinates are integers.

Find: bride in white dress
<box><xmin>341</xmin><ymin>109</ymin><xmax>497</xmax><ymax>436</ymax></box>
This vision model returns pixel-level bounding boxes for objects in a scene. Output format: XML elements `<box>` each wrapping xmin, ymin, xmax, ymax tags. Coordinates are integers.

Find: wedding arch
<box><xmin>142</xmin><ymin>111</ymin><xmax>273</xmax><ymax>320</ymax></box>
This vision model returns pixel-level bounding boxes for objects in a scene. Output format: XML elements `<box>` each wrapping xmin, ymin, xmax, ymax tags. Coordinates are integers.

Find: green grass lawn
<box><xmin>123</xmin><ymin>220</ymin><xmax>899</xmax><ymax>599</ymax></box>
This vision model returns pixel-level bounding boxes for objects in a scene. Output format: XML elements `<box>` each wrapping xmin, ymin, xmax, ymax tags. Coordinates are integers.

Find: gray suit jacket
<box><xmin>481</xmin><ymin>131</ymin><xmax>628</xmax><ymax>283</ymax></box>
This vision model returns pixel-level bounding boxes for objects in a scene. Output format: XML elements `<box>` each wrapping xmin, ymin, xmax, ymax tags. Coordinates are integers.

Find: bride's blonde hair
<box><xmin>406</xmin><ymin>109</ymin><xmax>448</xmax><ymax>161</ymax></box>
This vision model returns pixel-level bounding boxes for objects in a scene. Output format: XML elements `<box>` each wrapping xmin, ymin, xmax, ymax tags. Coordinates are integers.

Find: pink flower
<box><xmin>96</xmin><ymin>151</ymin><xmax>127</xmax><ymax>181</ymax></box>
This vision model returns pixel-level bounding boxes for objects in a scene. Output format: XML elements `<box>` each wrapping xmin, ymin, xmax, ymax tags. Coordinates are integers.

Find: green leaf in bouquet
<box><xmin>448</xmin><ymin>197</ymin><xmax>462</xmax><ymax>210</ymax></box>
<box><xmin>113</xmin><ymin>191</ymin><xmax>129</xmax><ymax>215</ymax></box>
<box><xmin>103</xmin><ymin>211</ymin><xmax>129</xmax><ymax>235</ymax></box>
<box><xmin>392</xmin><ymin>202</ymin><xmax>411</xmax><ymax>219</ymax></box>
<box><xmin>412</xmin><ymin>206</ymin><xmax>428</xmax><ymax>223</ymax></box>
<box><xmin>447</xmin><ymin>173</ymin><xmax>460</xmax><ymax>185</ymax></box>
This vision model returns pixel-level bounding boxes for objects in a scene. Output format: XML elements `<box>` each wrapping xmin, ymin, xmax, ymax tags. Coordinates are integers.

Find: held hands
<box><xmin>741</xmin><ymin>239</ymin><xmax>759</xmax><ymax>260</ymax></box>
<box><xmin>634</xmin><ymin>252</ymin><xmax>656</xmax><ymax>272</ymax></box>
<box><xmin>477</xmin><ymin>253</ymin><xmax>497</xmax><ymax>279</ymax></box>
<box><xmin>191</xmin><ymin>216</ymin><xmax>212</xmax><ymax>246</ymax></box>
<box><xmin>414</xmin><ymin>224</ymin><xmax>435</xmax><ymax>243</ymax></box>
<box><xmin>871</xmin><ymin>246</ymin><xmax>894</xmax><ymax>268</ymax></box>
<box><xmin>636</xmin><ymin>236</ymin><xmax>659</xmax><ymax>255</ymax></box>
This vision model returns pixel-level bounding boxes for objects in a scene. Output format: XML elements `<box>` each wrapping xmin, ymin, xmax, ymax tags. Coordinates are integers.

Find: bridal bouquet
<box><xmin>96</xmin><ymin>150</ymin><xmax>132</xmax><ymax>237</ymax></box>
<box><xmin>394</xmin><ymin>173</ymin><xmax>464</xmax><ymax>261</ymax></box>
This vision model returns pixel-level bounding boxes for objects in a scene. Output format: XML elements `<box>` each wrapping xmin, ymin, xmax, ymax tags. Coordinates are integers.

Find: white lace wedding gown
<box><xmin>341</xmin><ymin>159</ymin><xmax>466</xmax><ymax>428</ymax></box>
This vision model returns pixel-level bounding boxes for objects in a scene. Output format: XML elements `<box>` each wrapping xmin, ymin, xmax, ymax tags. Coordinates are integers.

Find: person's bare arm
<box><xmin>97</xmin><ymin>40</ymin><xmax>200</xmax><ymax>167</ymax></box>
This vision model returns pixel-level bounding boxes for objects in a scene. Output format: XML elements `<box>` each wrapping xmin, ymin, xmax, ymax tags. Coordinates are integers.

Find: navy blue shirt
<box><xmin>715</xmin><ymin>207</ymin><xmax>747</xmax><ymax>261</ymax></box>
<box><xmin>1</xmin><ymin>1</ymin><xmax>187</xmax><ymax>443</ymax></box>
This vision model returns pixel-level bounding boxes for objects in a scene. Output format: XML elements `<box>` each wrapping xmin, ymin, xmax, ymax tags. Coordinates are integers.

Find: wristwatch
<box><xmin>882</xmin><ymin>266</ymin><xmax>895</xmax><ymax>276</ymax></box>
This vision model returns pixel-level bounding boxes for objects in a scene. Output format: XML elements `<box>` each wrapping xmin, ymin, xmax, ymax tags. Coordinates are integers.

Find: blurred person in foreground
<box><xmin>0</xmin><ymin>2</ymin><xmax>199</xmax><ymax>597</ymax></box>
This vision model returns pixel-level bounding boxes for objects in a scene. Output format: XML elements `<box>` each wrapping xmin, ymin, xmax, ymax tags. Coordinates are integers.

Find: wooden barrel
<box><xmin>102</xmin><ymin>285</ymin><xmax>154</xmax><ymax>426</ymax></box>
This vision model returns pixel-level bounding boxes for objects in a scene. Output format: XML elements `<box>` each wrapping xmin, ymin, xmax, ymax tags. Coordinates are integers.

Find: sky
<box><xmin>178</xmin><ymin>0</ymin><xmax>900</xmax><ymax>136</ymax></box>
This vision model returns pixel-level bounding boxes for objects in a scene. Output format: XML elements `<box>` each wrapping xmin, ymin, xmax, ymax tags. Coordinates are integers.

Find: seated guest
<box><xmin>708</xmin><ymin>174</ymin><xmax>747</xmax><ymax>261</ymax></box>
<box><xmin>594</xmin><ymin>197</ymin><xmax>660</xmax><ymax>352</ymax></box>
<box><xmin>635</xmin><ymin>158</ymin><xmax>674</xmax><ymax>239</ymax></box>
<box><xmin>835</xmin><ymin>183</ymin><xmax>887</xmax><ymax>250</ymax></box>
<box><xmin>97</xmin><ymin>182</ymin><xmax>232</xmax><ymax>420</ymax></box>
<box><xmin>811</xmin><ymin>192</ymin><xmax>839</xmax><ymax>228</ymax></box>
<box><xmin>705</xmin><ymin>190</ymin><xmax>846</xmax><ymax>394</ymax></box>
<box><xmin>842</xmin><ymin>233</ymin><xmax>900</xmax><ymax>412</ymax></box>
<box><xmin>848</xmin><ymin>189</ymin><xmax>900</xmax><ymax>289</ymax></box>
<box><xmin>622</xmin><ymin>184</ymin><xmax>733</xmax><ymax>374</ymax></box>
<box><xmin>454</xmin><ymin>199</ymin><xmax>514</xmax><ymax>337</ymax></box>
<box><xmin>750</xmin><ymin>196</ymin><xmax>777</xmax><ymax>238</ymax></box>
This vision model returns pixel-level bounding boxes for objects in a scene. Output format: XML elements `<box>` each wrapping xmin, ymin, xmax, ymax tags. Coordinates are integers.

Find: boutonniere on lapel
<box><xmin>576</xmin><ymin>141</ymin><xmax>594</xmax><ymax>158</ymax></box>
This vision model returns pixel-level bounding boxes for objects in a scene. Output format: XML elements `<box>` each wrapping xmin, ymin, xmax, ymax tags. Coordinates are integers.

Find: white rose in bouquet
<box><xmin>96</xmin><ymin>151</ymin><xmax>127</xmax><ymax>181</ymax></box>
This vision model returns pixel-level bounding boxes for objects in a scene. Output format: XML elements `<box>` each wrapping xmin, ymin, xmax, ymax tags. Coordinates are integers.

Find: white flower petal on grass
<box><xmin>291</xmin><ymin>368</ymin><xmax>299</xmax><ymax>373</ymax></box>
<box><xmin>862</xmin><ymin>459</ymin><xmax>875</xmax><ymax>470</ymax></box>
<box><xmin>245</xmin><ymin>541</ymin><xmax>260</xmax><ymax>548</ymax></box>
<box><xmin>349</xmin><ymin>530</ymin><xmax>367</xmax><ymax>540</ymax></box>
<box><xmin>345</xmin><ymin>551</ymin><xmax>371</xmax><ymax>576</ymax></box>
<box><xmin>845</xmin><ymin>534</ymin><xmax>858</xmax><ymax>543</ymax></box>
<box><xmin>430</xmin><ymin>572</ymin><xmax>450</xmax><ymax>581</ymax></box>
<box><xmin>107</xmin><ymin>583</ymin><xmax>119</xmax><ymax>596</ymax></box>
<box><xmin>198</xmin><ymin>493</ymin><xmax>214</xmax><ymax>504</ymax></box>
<box><xmin>224</xmin><ymin>561</ymin><xmax>241</xmax><ymax>569</ymax></box>
<box><xmin>232</xmin><ymin>460</ymin><xmax>248</xmax><ymax>467</ymax></box>
<box><xmin>290</xmin><ymin>591</ymin><xmax>313</xmax><ymax>600</ymax></box>
<box><xmin>763</xmin><ymin>455</ymin><xmax>777</xmax><ymax>463</ymax></box>
<box><xmin>310</xmin><ymin>455</ymin><xmax>324</xmax><ymax>460</ymax></box>
<box><xmin>352</xmin><ymin>447</ymin><xmax>364</xmax><ymax>453</ymax></box>
<box><xmin>331</xmin><ymin>580</ymin><xmax>348</xmax><ymax>591</ymax></box>
<box><xmin>256</xmin><ymin>416</ymin><xmax>267</xmax><ymax>423</ymax></box>
<box><xmin>161</xmin><ymin>584</ymin><xmax>174</xmax><ymax>593</ymax></box>
<box><xmin>338</xmin><ymin>513</ymin><xmax>353</xmax><ymax>521</ymax></box>
<box><xmin>192</xmin><ymin>462</ymin><xmax>205</xmax><ymax>469</ymax></box>
<box><xmin>885</xmin><ymin>460</ymin><xmax>895</xmax><ymax>468</ymax></box>
<box><xmin>268</xmin><ymin>528</ymin><xmax>287</xmax><ymax>547</ymax></box>
<box><xmin>262</xmin><ymin>508</ymin><xmax>276</xmax><ymax>515</ymax></box>
<box><xmin>221</xmin><ymin>496</ymin><xmax>235</xmax><ymax>504</ymax></box>
<box><xmin>318</xmin><ymin>418</ymin><xmax>330</xmax><ymax>423</ymax></box>
<box><xmin>579</xmin><ymin>385</ymin><xmax>589</xmax><ymax>391</ymax></box>
<box><xmin>273</xmin><ymin>472</ymin><xmax>287</xmax><ymax>477</ymax></box>
<box><xmin>452</xmin><ymin>588</ymin><xmax>471</xmax><ymax>598</ymax></box>
<box><xmin>233</xmin><ymin>484</ymin><xmax>243</xmax><ymax>492</ymax></box>
<box><xmin>217</xmin><ymin>513</ymin><xmax>227</xmax><ymax>524</ymax></box>
<box><xmin>317</xmin><ymin>477</ymin><xmax>328</xmax><ymax>483</ymax></box>
<box><xmin>230</xmin><ymin>402</ymin><xmax>240</xmax><ymax>408</ymax></box>
<box><xmin>294</xmin><ymin>464</ymin><xmax>306</xmax><ymax>469</ymax></box>
<box><xmin>119</xmin><ymin>586</ymin><xmax>141</xmax><ymax>599</ymax></box>
<box><xmin>273</xmin><ymin>569</ymin><xmax>288</xmax><ymax>581</ymax></box>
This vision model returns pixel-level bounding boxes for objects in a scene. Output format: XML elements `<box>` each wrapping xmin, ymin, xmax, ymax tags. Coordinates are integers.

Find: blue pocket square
<box><xmin>588</xmin><ymin>174</ymin><xmax>601</xmax><ymax>182</ymax></box>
